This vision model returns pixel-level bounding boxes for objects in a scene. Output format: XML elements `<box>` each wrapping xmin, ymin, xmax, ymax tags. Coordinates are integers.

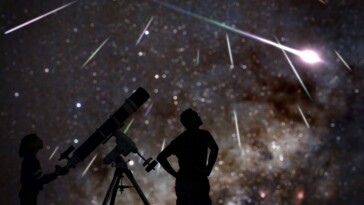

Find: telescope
<box><xmin>59</xmin><ymin>87</ymin><xmax>155</xmax><ymax>171</ymax></box>
<box><xmin>59</xmin><ymin>87</ymin><xmax>158</xmax><ymax>205</ymax></box>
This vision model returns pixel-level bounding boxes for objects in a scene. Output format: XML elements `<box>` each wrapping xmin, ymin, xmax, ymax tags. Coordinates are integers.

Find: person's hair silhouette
<box><xmin>19</xmin><ymin>133</ymin><xmax>67</xmax><ymax>205</ymax></box>
<box><xmin>157</xmin><ymin>108</ymin><xmax>219</xmax><ymax>205</ymax></box>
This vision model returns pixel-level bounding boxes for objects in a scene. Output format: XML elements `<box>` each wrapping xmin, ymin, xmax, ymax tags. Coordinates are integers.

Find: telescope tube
<box><xmin>66</xmin><ymin>87</ymin><xmax>150</xmax><ymax>168</ymax></box>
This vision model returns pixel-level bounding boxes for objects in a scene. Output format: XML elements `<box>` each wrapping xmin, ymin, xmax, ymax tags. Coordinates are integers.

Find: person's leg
<box><xmin>191</xmin><ymin>178</ymin><xmax>211</xmax><ymax>205</ymax></box>
<box><xmin>19</xmin><ymin>189</ymin><xmax>37</xmax><ymax>205</ymax></box>
<box><xmin>175</xmin><ymin>178</ymin><xmax>192</xmax><ymax>205</ymax></box>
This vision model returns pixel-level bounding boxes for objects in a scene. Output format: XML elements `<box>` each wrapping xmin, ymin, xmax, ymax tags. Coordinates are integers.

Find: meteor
<box><xmin>329</xmin><ymin>76</ymin><xmax>338</xmax><ymax>85</ymax></box>
<box><xmin>233</xmin><ymin>109</ymin><xmax>242</xmax><ymax>153</ymax></box>
<box><xmin>152</xmin><ymin>0</ymin><xmax>322</xmax><ymax>64</ymax></box>
<box><xmin>335</xmin><ymin>50</ymin><xmax>352</xmax><ymax>72</ymax></box>
<box><xmin>319</xmin><ymin>0</ymin><xmax>327</xmax><ymax>5</ymax></box>
<box><xmin>276</xmin><ymin>37</ymin><xmax>312</xmax><ymax>100</ymax></box>
<box><xmin>82</xmin><ymin>37</ymin><xmax>110</xmax><ymax>68</ymax></box>
<box><xmin>226</xmin><ymin>33</ymin><xmax>234</xmax><ymax>68</ymax></box>
<box><xmin>123</xmin><ymin>118</ymin><xmax>135</xmax><ymax>134</ymax></box>
<box><xmin>81</xmin><ymin>154</ymin><xmax>97</xmax><ymax>177</ymax></box>
<box><xmin>297</xmin><ymin>105</ymin><xmax>310</xmax><ymax>128</ymax></box>
<box><xmin>144</xmin><ymin>103</ymin><xmax>153</xmax><ymax>117</ymax></box>
<box><xmin>136</xmin><ymin>16</ymin><xmax>154</xmax><ymax>46</ymax></box>
<box><xmin>5</xmin><ymin>1</ymin><xmax>77</xmax><ymax>35</ymax></box>
<box><xmin>48</xmin><ymin>146</ymin><xmax>59</xmax><ymax>161</ymax></box>
<box><xmin>157</xmin><ymin>138</ymin><xmax>166</xmax><ymax>172</ymax></box>
<box><xmin>195</xmin><ymin>49</ymin><xmax>200</xmax><ymax>66</ymax></box>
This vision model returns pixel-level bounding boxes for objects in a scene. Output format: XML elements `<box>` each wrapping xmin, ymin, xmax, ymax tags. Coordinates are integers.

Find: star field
<box><xmin>1</xmin><ymin>0</ymin><xmax>364</xmax><ymax>204</ymax></box>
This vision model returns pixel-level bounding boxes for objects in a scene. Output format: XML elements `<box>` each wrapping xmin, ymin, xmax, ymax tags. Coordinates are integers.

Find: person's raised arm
<box><xmin>39</xmin><ymin>165</ymin><xmax>68</xmax><ymax>185</ymax></box>
<box><xmin>157</xmin><ymin>145</ymin><xmax>178</xmax><ymax>178</ymax></box>
<box><xmin>206</xmin><ymin>134</ymin><xmax>219</xmax><ymax>176</ymax></box>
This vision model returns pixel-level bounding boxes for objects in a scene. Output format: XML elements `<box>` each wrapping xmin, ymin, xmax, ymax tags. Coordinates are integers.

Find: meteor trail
<box><xmin>157</xmin><ymin>138</ymin><xmax>166</xmax><ymax>172</ymax></box>
<box><xmin>152</xmin><ymin>0</ymin><xmax>322</xmax><ymax>64</ymax></box>
<box><xmin>276</xmin><ymin>37</ymin><xmax>312</xmax><ymax>100</ymax></box>
<box><xmin>233</xmin><ymin>109</ymin><xmax>242</xmax><ymax>153</ymax></box>
<box><xmin>136</xmin><ymin>16</ymin><xmax>154</xmax><ymax>46</ymax></box>
<box><xmin>195</xmin><ymin>49</ymin><xmax>200</xmax><ymax>66</ymax></box>
<box><xmin>48</xmin><ymin>146</ymin><xmax>59</xmax><ymax>161</ymax></box>
<box><xmin>82</xmin><ymin>37</ymin><xmax>110</xmax><ymax>68</ymax></box>
<box><xmin>144</xmin><ymin>103</ymin><xmax>153</xmax><ymax>117</ymax></box>
<box><xmin>335</xmin><ymin>50</ymin><xmax>352</xmax><ymax>72</ymax></box>
<box><xmin>226</xmin><ymin>33</ymin><xmax>234</xmax><ymax>68</ymax></box>
<box><xmin>297</xmin><ymin>105</ymin><xmax>310</xmax><ymax>128</ymax></box>
<box><xmin>82</xmin><ymin>154</ymin><xmax>97</xmax><ymax>177</ymax></box>
<box><xmin>5</xmin><ymin>1</ymin><xmax>77</xmax><ymax>35</ymax></box>
<box><xmin>123</xmin><ymin>118</ymin><xmax>135</xmax><ymax>134</ymax></box>
<box><xmin>319</xmin><ymin>0</ymin><xmax>327</xmax><ymax>5</ymax></box>
<box><xmin>329</xmin><ymin>76</ymin><xmax>338</xmax><ymax>85</ymax></box>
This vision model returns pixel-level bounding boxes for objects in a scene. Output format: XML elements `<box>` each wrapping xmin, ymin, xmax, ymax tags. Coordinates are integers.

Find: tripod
<box><xmin>102</xmin><ymin>156</ymin><xmax>150</xmax><ymax>205</ymax></box>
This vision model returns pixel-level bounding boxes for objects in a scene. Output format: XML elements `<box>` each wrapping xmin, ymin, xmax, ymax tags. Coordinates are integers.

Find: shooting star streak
<box><xmin>48</xmin><ymin>146</ymin><xmax>59</xmax><ymax>161</ymax></box>
<box><xmin>152</xmin><ymin>0</ymin><xmax>321</xmax><ymax>64</ymax></box>
<box><xmin>123</xmin><ymin>118</ymin><xmax>135</xmax><ymax>134</ymax></box>
<box><xmin>233</xmin><ymin>109</ymin><xmax>242</xmax><ymax>153</ymax></box>
<box><xmin>138</xmin><ymin>151</ymin><xmax>145</xmax><ymax>163</ymax></box>
<box><xmin>195</xmin><ymin>49</ymin><xmax>200</xmax><ymax>66</ymax></box>
<box><xmin>329</xmin><ymin>76</ymin><xmax>338</xmax><ymax>85</ymax></box>
<box><xmin>82</xmin><ymin>154</ymin><xmax>97</xmax><ymax>177</ymax></box>
<box><xmin>82</xmin><ymin>37</ymin><xmax>110</xmax><ymax>68</ymax></box>
<box><xmin>5</xmin><ymin>1</ymin><xmax>77</xmax><ymax>35</ymax></box>
<box><xmin>226</xmin><ymin>33</ymin><xmax>234</xmax><ymax>68</ymax></box>
<box><xmin>319</xmin><ymin>0</ymin><xmax>327</xmax><ymax>5</ymax></box>
<box><xmin>157</xmin><ymin>138</ymin><xmax>166</xmax><ymax>172</ymax></box>
<box><xmin>335</xmin><ymin>50</ymin><xmax>352</xmax><ymax>72</ymax></box>
<box><xmin>144</xmin><ymin>103</ymin><xmax>153</xmax><ymax>117</ymax></box>
<box><xmin>297</xmin><ymin>105</ymin><xmax>310</xmax><ymax>128</ymax></box>
<box><xmin>136</xmin><ymin>16</ymin><xmax>154</xmax><ymax>46</ymax></box>
<box><xmin>276</xmin><ymin>37</ymin><xmax>312</xmax><ymax>100</ymax></box>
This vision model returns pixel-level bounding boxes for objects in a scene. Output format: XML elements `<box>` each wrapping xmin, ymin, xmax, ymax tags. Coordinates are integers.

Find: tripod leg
<box><xmin>102</xmin><ymin>171</ymin><xmax>121</xmax><ymax>205</ymax></box>
<box><xmin>109</xmin><ymin>175</ymin><xmax>121</xmax><ymax>205</ymax></box>
<box><xmin>125</xmin><ymin>169</ymin><xmax>150</xmax><ymax>205</ymax></box>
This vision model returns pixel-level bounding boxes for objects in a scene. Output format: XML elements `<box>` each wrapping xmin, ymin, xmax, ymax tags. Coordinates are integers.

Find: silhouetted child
<box><xmin>19</xmin><ymin>133</ymin><xmax>67</xmax><ymax>205</ymax></box>
<box><xmin>157</xmin><ymin>109</ymin><xmax>219</xmax><ymax>205</ymax></box>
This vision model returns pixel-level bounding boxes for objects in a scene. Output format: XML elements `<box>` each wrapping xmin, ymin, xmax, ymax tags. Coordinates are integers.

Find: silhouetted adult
<box><xmin>19</xmin><ymin>133</ymin><xmax>67</xmax><ymax>205</ymax></box>
<box><xmin>157</xmin><ymin>109</ymin><xmax>219</xmax><ymax>205</ymax></box>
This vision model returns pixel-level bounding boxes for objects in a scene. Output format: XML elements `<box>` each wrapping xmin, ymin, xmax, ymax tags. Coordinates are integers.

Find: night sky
<box><xmin>1</xmin><ymin>0</ymin><xmax>364</xmax><ymax>204</ymax></box>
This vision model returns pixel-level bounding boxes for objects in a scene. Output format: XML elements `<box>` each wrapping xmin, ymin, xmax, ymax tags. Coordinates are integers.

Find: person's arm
<box><xmin>157</xmin><ymin>145</ymin><xmax>178</xmax><ymax>178</ymax></box>
<box><xmin>39</xmin><ymin>166</ymin><xmax>67</xmax><ymax>185</ymax></box>
<box><xmin>39</xmin><ymin>172</ymin><xmax>58</xmax><ymax>185</ymax></box>
<box><xmin>206</xmin><ymin>134</ymin><xmax>219</xmax><ymax>176</ymax></box>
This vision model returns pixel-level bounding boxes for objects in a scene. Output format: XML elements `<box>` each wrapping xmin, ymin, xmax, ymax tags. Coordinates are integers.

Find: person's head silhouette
<box><xmin>19</xmin><ymin>133</ymin><xmax>43</xmax><ymax>158</ymax></box>
<box><xmin>180</xmin><ymin>108</ymin><xmax>203</xmax><ymax>130</ymax></box>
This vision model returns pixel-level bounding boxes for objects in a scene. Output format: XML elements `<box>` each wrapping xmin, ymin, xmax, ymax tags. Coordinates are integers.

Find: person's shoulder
<box><xmin>177</xmin><ymin>130</ymin><xmax>190</xmax><ymax>138</ymax></box>
<box><xmin>198</xmin><ymin>129</ymin><xmax>212</xmax><ymax>136</ymax></box>
<box><xmin>198</xmin><ymin>129</ymin><xmax>210</xmax><ymax>133</ymax></box>
<box><xmin>170</xmin><ymin>131</ymin><xmax>187</xmax><ymax>143</ymax></box>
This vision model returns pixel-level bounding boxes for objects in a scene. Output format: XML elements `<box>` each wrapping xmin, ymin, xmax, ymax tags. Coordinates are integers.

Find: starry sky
<box><xmin>1</xmin><ymin>0</ymin><xmax>364</xmax><ymax>204</ymax></box>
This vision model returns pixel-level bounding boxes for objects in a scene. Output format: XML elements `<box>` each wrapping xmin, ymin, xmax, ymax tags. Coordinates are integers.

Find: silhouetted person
<box><xmin>19</xmin><ymin>133</ymin><xmax>67</xmax><ymax>205</ymax></box>
<box><xmin>157</xmin><ymin>109</ymin><xmax>219</xmax><ymax>205</ymax></box>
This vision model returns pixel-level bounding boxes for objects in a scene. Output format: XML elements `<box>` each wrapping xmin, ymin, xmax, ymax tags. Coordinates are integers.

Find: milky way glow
<box><xmin>1</xmin><ymin>1</ymin><xmax>363</xmax><ymax>205</ymax></box>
